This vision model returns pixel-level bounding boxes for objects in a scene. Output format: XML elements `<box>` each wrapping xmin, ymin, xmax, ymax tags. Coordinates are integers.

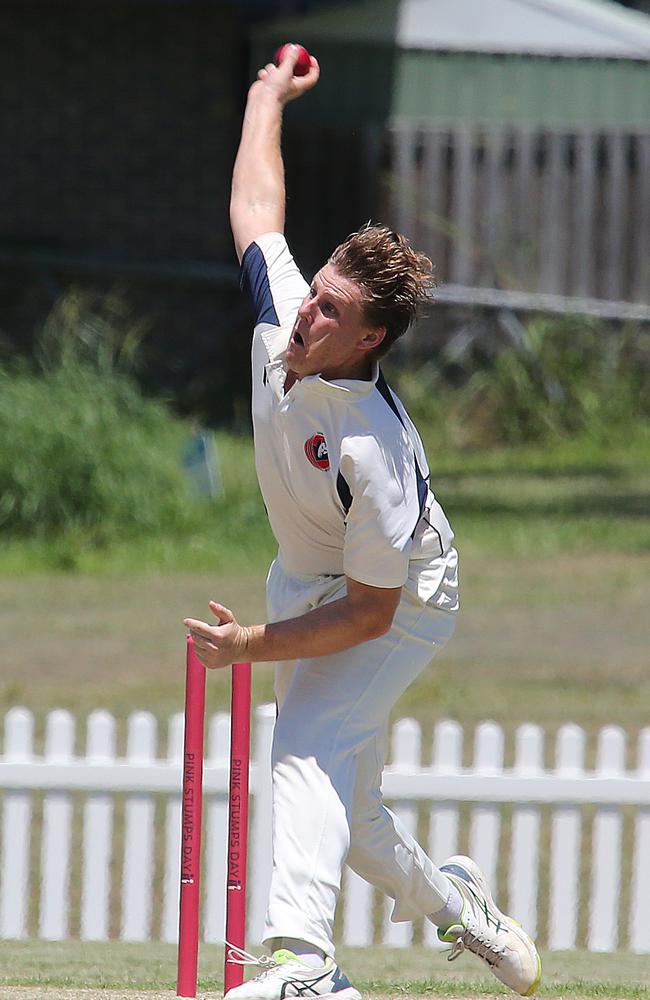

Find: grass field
<box><xmin>1</xmin><ymin>942</ymin><xmax>649</xmax><ymax>998</ymax></box>
<box><xmin>1</xmin><ymin>431</ymin><xmax>648</xmax><ymax>999</ymax></box>
<box><xmin>1</xmin><ymin>430</ymin><xmax>647</xmax><ymax>736</ymax></box>
<box><xmin>2</xmin><ymin>549</ymin><xmax>648</xmax><ymax>745</ymax></box>
<box><xmin>2</xmin><ymin>427</ymin><xmax>650</xmax><ymax>576</ymax></box>
<box><xmin>2</xmin><ymin>429</ymin><xmax>649</xmax><ymax>741</ymax></box>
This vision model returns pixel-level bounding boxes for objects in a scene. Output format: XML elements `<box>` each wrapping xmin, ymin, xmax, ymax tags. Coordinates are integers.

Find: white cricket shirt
<box><xmin>241</xmin><ymin>232</ymin><xmax>455</xmax><ymax>594</ymax></box>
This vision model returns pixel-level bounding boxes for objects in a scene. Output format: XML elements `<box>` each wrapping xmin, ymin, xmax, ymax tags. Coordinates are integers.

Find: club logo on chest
<box><xmin>304</xmin><ymin>432</ymin><xmax>330</xmax><ymax>470</ymax></box>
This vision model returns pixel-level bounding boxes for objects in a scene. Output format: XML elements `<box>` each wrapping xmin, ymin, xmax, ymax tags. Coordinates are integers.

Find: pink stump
<box><xmin>176</xmin><ymin>636</ymin><xmax>206</xmax><ymax>999</ymax></box>
<box><xmin>224</xmin><ymin>661</ymin><xmax>252</xmax><ymax>995</ymax></box>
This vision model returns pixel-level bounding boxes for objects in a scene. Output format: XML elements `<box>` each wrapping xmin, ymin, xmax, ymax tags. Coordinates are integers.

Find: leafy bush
<box><xmin>466</xmin><ymin>317</ymin><xmax>650</xmax><ymax>444</ymax></box>
<box><xmin>0</xmin><ymin>293</ymin><xmax>192</xmax><ymax>547</ymax></box>
<box><xmin>392</xmin><ymin>316</ymin><xmax>650</xmax><ymax>448</ymax></box>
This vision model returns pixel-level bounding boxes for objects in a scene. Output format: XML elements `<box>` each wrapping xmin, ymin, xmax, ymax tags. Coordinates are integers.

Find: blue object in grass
<box><xmin>183</xmin><ymin>431</ymin><xmax>222</xmax><ymax>498</ymax></box>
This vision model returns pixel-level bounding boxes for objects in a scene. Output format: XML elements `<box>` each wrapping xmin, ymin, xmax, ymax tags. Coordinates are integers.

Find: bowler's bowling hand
<box><xmin>184</xmin><ymin>602</ymin><xmax>250</xmax><ymax>670</ymax></box>
<box><xmin>253</xmin><ymin>44</ymin><xmax>319</xmax><ymax>106</ymax></box>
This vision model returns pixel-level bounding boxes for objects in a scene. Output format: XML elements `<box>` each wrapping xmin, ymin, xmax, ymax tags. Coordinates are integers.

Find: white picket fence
<box><xmin>1</xmin><ymin>706</ymin><xmax>649</xmax><ymax>952</ymax></box>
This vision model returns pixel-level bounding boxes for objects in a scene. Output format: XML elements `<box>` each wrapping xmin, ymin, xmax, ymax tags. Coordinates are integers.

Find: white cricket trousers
<box><xmin>263</xmin><ymin>549</ymin><xmax>459</xmax><ymax>957</ymax></box>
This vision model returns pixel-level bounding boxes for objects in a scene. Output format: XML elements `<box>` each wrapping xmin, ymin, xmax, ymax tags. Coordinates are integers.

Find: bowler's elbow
<box><xmin>363</xmin><ymin>612</ymin><xmax>394</xmax><ymax>641</ymax></box>
<box><xmin>346</xmin><ymin>576</ymin><xmax>402</xmax><ymax>642</ymax></box>
<box><xmin>229</xmin><ymin>200</ymin><xmax>284</xmax><ymax>265</ymax></box>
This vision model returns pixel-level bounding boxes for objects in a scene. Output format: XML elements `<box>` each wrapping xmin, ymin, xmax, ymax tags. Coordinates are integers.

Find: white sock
<box><xmin>277</xmin><ymin>937</ymin><xmax>326</xmax><ymax>969</ymax></box>
<box><xmin>428</xmin><ymin>880</ymin><xmax>464</xmax><ymax>930</ymax></box>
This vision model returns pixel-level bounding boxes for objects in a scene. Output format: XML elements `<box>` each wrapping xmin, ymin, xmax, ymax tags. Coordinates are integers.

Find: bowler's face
<box><xmin>285</xmin><ymin>264</ymin><xmax>382</xmax><ymax>381</ymax></box>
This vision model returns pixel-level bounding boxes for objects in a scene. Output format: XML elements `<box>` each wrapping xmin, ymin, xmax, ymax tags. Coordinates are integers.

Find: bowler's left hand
<box><xmin>184</xmin><ymin>602</ymin><xmax>250</xmax><ymax>670</ymax></box>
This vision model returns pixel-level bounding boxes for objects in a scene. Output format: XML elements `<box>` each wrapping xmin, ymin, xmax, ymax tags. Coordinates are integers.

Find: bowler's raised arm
<box><xmin>229</xmin><ymin>46</ymin><xmax>319</xmax><ymax>263</ymax></box>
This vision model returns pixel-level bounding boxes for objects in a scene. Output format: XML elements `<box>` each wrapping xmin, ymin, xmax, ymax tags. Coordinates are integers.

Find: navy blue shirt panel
<box><xmin>240</xmin><ymin>242</ymin><xmax>281</xmax><ymax>327</ymax></box>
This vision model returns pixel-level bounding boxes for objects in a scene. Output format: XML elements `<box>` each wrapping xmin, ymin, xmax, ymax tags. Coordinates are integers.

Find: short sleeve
<box><xmin>240</xmin><ymin>233</ymin><xmax>309</xmax><ymax>331</ymax></box>
<box><xmin>339</xmin><ymin>435</ymin><xmax>420</xmax><ymax>588</ymax></box>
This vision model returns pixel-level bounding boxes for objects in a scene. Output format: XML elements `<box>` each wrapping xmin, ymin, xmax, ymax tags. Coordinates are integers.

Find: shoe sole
<box><xmin>443</xmin><ymin>855</ymin><xmax>542</xmax><ymax>996</ymax></box>
<box><xmin>224</xmin><ymin>983</ymin><xmax>360</xmax><ymax>1000</ymax></box>
<box><xmin>318</xmin><ymin>990</ymin><xmax>361</xmax><ymax>1000</ymax></box>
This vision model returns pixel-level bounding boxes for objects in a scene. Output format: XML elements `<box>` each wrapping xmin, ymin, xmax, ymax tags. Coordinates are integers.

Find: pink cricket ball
<box><xmin>274</xmin><ymin>43</ymin><xmax>312</xmax><ymax>77</ymax></box>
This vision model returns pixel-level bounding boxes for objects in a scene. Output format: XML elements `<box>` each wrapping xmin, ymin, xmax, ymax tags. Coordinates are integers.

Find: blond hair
<box><xmin>328</xmin><ymin>223</ymin><xmax>434</xmax><ymax>357</ymax></box>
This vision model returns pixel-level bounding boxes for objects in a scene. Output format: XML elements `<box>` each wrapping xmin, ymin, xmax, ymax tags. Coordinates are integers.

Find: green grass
<box><xmin>2</xmin><ymin>426</ymin><xmax>650</xmax><ymax>576</ymax></box>
<box><xmin>0</xmin><ymin>366</ymin><xmax>192</xmax><ymax>549</ymax></box>
<box><xmin>1</xmin><ymin>555</ymin><xmax>647</xmax><ymax>962</ymax></box>
<box><xmin>3</xmin><ymin>302</ymin><xmax>649</xmax><ymax>575</ymax></box>
<box><xmin>2</xmin><ymin>426</ymin><xmax>649</xmax><ymax>986</ymax></box>
<box><xmin>2</xmin><ymin>550</ymin><xmax>649</xmax><ymax>735</ymax></box>
<box><xmin>1</xmin><ymin>942</ymin><xmax>648</xmax><ymax>996</ymax></box>
<box><xmin>2</xmin><ymin>320</ymin><xmax>649</xmax><ymax>999</ymax></box>
<box><xmin>429</xmin><ymin>430</ymin><xmax>650</xmax><ymax>557</ymax></box>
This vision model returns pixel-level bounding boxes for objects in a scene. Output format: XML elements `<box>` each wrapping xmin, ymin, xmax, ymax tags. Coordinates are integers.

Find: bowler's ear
<box><xmin>359</xmin><ymin>326</ymin><xmax>386</xmax><ymax>353</ymax></box>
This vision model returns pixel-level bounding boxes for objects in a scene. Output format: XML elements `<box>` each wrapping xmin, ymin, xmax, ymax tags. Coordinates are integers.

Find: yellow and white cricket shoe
<box><xmin>438</xmin><ymin>856</ymin><xmax>542</xmax><ymax>996</ymax></box>
<box><xmin>223</xmin><ymin>947</ymin><xmax>361</xmax><ymax>1000</ymax></box>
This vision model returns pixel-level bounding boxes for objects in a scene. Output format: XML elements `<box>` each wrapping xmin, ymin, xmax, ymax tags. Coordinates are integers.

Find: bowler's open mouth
<box><xmin>292</xmin><ymin>330</ymin><xmax>304</xmax><ymax>347</ymax></box>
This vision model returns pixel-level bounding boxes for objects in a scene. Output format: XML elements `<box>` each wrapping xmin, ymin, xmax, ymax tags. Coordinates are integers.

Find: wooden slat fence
<box><xmin>384</xmin><ymin>126</ymin><xmax>650</xmax><ymax>305</ymax></box>
<box><xmin>1</xmin><ymin>707</ymin><xmax>649</xmax><ymax>952</ymax></box>
<box><xmin>285</xmin><ymin>123</ymin><xmax>650</xmax><ymax>309</ymax></box>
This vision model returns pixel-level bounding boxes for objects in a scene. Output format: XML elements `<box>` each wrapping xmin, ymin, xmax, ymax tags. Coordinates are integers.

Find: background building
<box><xmin>1</xmin><ymin>0</ymin><xmax>649</xmax><ymax>417</ymax></box>
<box><xmin>253</xmin><ymin>0</ymin><xmax>650</xmax><ymax>313</ymax></box>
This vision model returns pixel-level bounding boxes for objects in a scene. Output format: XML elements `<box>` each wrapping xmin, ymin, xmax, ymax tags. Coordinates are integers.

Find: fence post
<box><xmin>603</xmin><ymin>133</ymin><xmax>628</xmax><ymax>302</ymax></box>
<box><xmin>469</xmin><ymin>721</ymin><xmax>504</xmax><ymax>892</ymax></box>
<box><xmin>0</xmin><ymin>707</ymin><xmax>34</xmax><ymax>939</ymax></box>
<box><xmin>391</xmin><ymin>123</ymin><xmax>418</xmax><ymax>245</ymax></box>
<box><xmin>573</xmin><ymin>131</ymin><xmax>597</xmax><ymax>298</ymax></box>
<box><xmin>247</xmin><ymin>703</ymin><xmax>275</xmax><ymax>944</ymax></box>
<box><xmin>629</xmin><ymin>727</ymin><xmax>650</xmax><ymax>952</ymax></box>
<box><xmin>588</xmin><ymin>726</ymin><xmax>626</xmax><ymax>951</ymax></box>
<box><xmin>509</xmin><ymin>724</ymin><xmax>543</xmax><ymax>937</ymax></box>
<box><xmin>549</xmin><ymin>723</ymin><xmax>585</xmax><ymax>950</ymax></box>
<box><xmin>204</xmin><ymin>713</ymin><xmax>230</xmax><ymax>943</ymax></box>
<box><xmin>421</xmin><ymin>129</ymin><xmax>448</xmax><ymax>286</ymax></box>
<box><xmin>81</xmin><ymin>710</ymin><xmax>116</xmax><ymax>940</ymax></box>
<box><xmin>449</xmin><ymin>128</ymin><xmax>477</xmax><ymax>286</ymax></box>
<box><xmin>539</xmin><ymin>131</ymin><xmax>569</xmax><ymax>295</ymax></box>
<box><xmin>121</xmin><ymin>712</ymin><xmax>157</xmax><ymax>941</ymax></box>
<box><xmin>513</xmin><ymin>129</ymin><xmax>535</xmax><ymax>289</ymax></box>
<box><xmin>39</xmin><ymin>710</ymin><xmax>75</xmax><ymax>940</ymax></box>
<box><xmin>480</xmin><ymin>128</ymin><xmax>507</xmax><ymax>288</ymax></box>
<box><xmin>343</xmin><ymin>866</ymin><xmax>374</xmax><ymax>948</ymax></box>
<box><xmin>161</xmin><ymin>712</ymin><xmax>184</xmax><ymax>944</ymax></box>
<box><xmin>632</xmin><ymin>135</ymin><xmax>650</xmax><ymax>303</ymax></box>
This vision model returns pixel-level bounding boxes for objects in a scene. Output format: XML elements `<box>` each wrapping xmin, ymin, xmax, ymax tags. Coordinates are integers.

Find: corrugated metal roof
<box><xmin>398</xmin><ymin>0</ymin><xmax>650</xmax><ymax>56</ymax></box>
<box><xmin>253</xmin><ymin>0</ymin><xmax>650</xmax><ymax>58</ymax></box>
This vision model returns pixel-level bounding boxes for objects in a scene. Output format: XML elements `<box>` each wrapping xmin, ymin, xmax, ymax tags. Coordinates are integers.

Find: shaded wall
<box><xmin>0</xmin><ymin>2</ymin><xmax>251</xmax><ymax>421</ymax></box>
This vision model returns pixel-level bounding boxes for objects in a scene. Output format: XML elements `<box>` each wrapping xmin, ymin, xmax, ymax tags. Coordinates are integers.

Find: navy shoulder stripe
<box><xmin>336</xmin><ymin>471</ymin><xmax>352</xmax><ymax>516</ymax></box>
<box><xmin>240</xmin><ymin>242</ymin><xmax>280</xmax><ymax>327</ymax></box>
<box><xmin>376</xmin><ymin>368</ymin><xmax>429</xmax><ymax>537</ymax></box>
<box><xmin>376</xmin><ymin>368</ymin><xmax>406</xmax><ymax>429</ymax></box>
<box><xmin>414</xmin><ymin>455</ymin><xmax>428</xmax><ymax>516</ymax></box>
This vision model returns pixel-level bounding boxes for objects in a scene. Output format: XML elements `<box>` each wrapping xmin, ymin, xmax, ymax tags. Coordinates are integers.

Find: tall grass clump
<box><xmin>392</xmin><ymin>316</ymin><xmax>650</xmax><ymax>449</ymax></box>
<box><xmin>466</xmin><ymin>316</ymin><xmax>650</xmax><ymax>444</ymax></box>
<box><xmin>0</xmin><ymin>292</ymin><xmax>192</xmax><ymax>554</ymax></box>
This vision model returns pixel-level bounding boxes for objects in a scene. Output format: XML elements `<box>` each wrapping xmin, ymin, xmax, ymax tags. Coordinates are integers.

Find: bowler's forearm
<box><xmin>230</xmin><ymin>88</ymin><xmax>285</xmax><ymax>240</ymax></box>
<box><xmin>244</xmin><ymin>595</ymin><xmax>389</xmax><ymax>663</ymax></box>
